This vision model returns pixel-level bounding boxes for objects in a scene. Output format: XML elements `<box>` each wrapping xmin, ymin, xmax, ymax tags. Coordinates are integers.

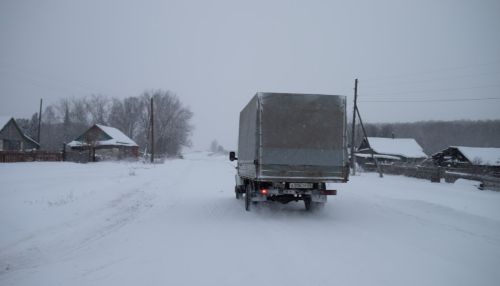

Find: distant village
<box><xmin>2</xmin><ymin>112</ymin><xmax>500</xmax><ymax>182</ymax></box>
<box><xmin>353</xmin><ymin>135</ymin><xmax>500</xmax><ymax>190</ymax></box>
<box><xmin>0</xmin><ymin>90</ymin><xmax>193</xmax><ymax>163</ymax></box>
<box><xmin>0</xmin><ymin>116</ymin><xmax>139</xmax><ymax>163</ymax></box>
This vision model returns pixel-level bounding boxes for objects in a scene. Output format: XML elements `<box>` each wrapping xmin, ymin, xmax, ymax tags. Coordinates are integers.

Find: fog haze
<box><xmin>1</xmin><ymin>0</ymin><xmax>499</xmax><ymax>150</ymax></box>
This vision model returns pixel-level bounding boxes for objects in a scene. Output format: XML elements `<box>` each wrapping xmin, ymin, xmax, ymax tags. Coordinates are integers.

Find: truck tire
<box><xmin>304</xmin><ymin>196</ymin><xmax>325</xmax><ymax>211</ymax></box>
<box><xmin>304</xmin><ymin>196</ymin><xmax>312</xmax><ymax>211</ymax></box>
<box><xmin>235</xmin><ymin>186</ymin><xmax>242</xmax><ymax>200</ymax></box>
<box><xmin>245</xmin><ymin>185</ymin><xmax>251</xmax><ymax>211</ymax></box>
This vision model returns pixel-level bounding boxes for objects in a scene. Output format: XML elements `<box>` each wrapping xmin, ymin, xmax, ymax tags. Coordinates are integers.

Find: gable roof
<box><xmin>453</xmin><ymin>146</ymin><xmax>500</xmax><ymax>166</ymax></box>
<box><xmin>360</xmin><ymin>137</ymin><xmax>427</xmax><ymax>158</ymax></box>
<box><xmin>95</xmin><ymin>124</ymin><xmax>138</xmax><ymax>146</ymax></box>
<box><xmin>0</xmin><ymin>116</ymin><xmax>40</xmax><ymax>147</ymax></box>
<box><xmin>21</xmin><ymin>133</ymin><xmax>39</xmax><ymax>146</ymax></box>
<box><xmin>0</xmin><ymin>116</ymin><xmax>13</xmax><ymax>132</ymax></box>
<box><xmin>68</xmin><ymin>124</ymin><xmax>138</xmax><ymax>147</ymax></box>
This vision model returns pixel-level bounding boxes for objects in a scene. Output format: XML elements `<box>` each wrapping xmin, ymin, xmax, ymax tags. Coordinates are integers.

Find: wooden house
<box><xmin>356</xmin><ymin>137</ymin><xmax>427</xmax><ymax>167</ymax></box>
<box><xmin>432</xmin><ymin>146</ymin><xmax>500</xmax><ymax>174</ymax></box>
<box><xmin>0</xmin><ymin>116</ymin><xmax>39</xmax><ymax>151</ymax></box>
<box><xmin>67</xmin><ymin>124</ymin><xmax>138</xmax><ymax>161</ymax></box>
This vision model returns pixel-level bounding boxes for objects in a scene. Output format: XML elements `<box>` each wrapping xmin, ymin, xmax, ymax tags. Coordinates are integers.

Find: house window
<box><xmin>0</xmin><ymin>139</ymin><xmax>3</xmax><ymax>150</ymax></box>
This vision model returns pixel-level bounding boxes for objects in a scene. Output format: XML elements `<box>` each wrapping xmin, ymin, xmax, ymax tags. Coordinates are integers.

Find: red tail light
<box><xmin>260</xmin><ymin>188</ymin><xmax>268</xmax><ymax>195</ymax></box>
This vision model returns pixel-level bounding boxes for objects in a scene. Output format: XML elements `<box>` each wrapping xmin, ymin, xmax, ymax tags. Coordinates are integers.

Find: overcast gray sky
<box><xmin>1</xmin><ymin>0</ymin><xmax>499</xmax><ymax>150</ymax></box>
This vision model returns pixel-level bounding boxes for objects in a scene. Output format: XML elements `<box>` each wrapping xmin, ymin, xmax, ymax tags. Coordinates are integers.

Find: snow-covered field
<box><xmin>1</xmin><ymin>152</ymin><xmax>500</xmax><ymax>286</ymax></box>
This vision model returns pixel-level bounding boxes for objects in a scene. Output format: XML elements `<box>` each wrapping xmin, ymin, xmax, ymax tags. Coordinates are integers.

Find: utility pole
<box><xmin>350</xmin><ymin>79</ymin><xmax>358</xmax><ymax>175</ymax></box>
<box><xmin>356</xmin><ymin>107</ymin><xmax>383</xmax><ymax>178</ymax></box>
<box><xmin>37</xmin><ymin>98</ymin><xmax>43</xmax><ymax>148</ymax></box>
<box><xmin>150</xmin><ymin>97</ymin><xmax>154</xmax><ymax>163</ymax></box>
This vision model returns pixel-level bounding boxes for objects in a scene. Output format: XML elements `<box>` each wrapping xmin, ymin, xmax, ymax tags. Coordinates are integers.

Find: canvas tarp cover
<box><xmin>260</xmin><ymin>93</ymin><xmax>346</xmax><ymax>166</ymax></box>
<box><xmin>237</xmin><ymin>95</ymin><xmax>258</xmax><ymax>162</ymax></box>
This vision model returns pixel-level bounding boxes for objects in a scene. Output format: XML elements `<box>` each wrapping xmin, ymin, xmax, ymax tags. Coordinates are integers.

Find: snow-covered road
<box><xmin>1</xmin><ymin>152</ymin><xmax>500</xmax><ymax>285</ymax></box>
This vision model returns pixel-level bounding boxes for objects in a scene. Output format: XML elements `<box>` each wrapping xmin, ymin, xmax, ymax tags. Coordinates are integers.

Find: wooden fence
<box><xmin>0</xmin><ymin>151</ymin><xmax>63</xmax><ymax>163</ymax></box>
<box><xmin>361</xmin><ymin>163</ymin><xmax>500</xmax><ymax>191</ymax></box>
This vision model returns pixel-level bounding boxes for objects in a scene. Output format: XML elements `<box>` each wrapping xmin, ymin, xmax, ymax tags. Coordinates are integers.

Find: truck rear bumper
<box><xmin>250</xmin><ymin>188</ymin><xmax>336</xmax><ymax>203</ymax></box>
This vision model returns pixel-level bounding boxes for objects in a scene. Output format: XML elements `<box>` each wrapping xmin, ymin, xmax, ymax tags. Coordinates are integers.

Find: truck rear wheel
<box><xmin>304</xmin><ymin>196</ymin><xmax>312</xmax><ymax>211</ymax></box>
<box><xmin>235</xmin><ymin>186</ymin><xmax>242</xmax><ymax>200</ymax></box>
<box><xmin>304</xmin><ymin>196</ymin><xmax>325</xmax><ymax>211</ymax></box>
<box><xmin>245</xmin><ymin>184</ymin><xmax>251</xmax><ymax>211</ymax></box>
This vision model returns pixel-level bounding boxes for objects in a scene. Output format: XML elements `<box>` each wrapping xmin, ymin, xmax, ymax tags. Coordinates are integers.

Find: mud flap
<box><xmin>311</xmin><ymin>193</ymin><xmax>327</xmax><ymax>203</ymax></box>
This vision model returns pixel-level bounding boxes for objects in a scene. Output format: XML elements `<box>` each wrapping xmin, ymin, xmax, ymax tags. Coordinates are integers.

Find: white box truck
<box><xmin>229</xmin><ymin>92</ymin><xmax>349</xmax><ymax>211</ymax></box>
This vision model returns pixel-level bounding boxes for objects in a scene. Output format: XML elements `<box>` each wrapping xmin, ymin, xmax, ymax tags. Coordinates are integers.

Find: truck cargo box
<box><xmin>237</xmin><ymin>92</ymin><xmax>348</xmax><ymax>182</ymax></box>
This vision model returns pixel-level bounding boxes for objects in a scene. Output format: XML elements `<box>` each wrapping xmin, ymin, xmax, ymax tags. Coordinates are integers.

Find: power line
<box><xmin>360</xmin><ymin>83</ymin><xmax>500</xmax><ymax>97</ymax></box>
<box><xmin>359</xmin><ymin>97</ymin><xmax>500</xmax><ymax>103</ymax></box>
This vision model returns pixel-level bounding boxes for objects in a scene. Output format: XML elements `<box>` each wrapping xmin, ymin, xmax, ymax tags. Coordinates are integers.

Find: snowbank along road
<box><xmin>1</xmin><ymin>152</ymin><xmax>500</xmax><ymax>286</ymax></box>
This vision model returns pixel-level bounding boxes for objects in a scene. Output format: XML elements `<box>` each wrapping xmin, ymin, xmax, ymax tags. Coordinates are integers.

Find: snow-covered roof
<box><xmin>68</xmin><ymin>124</ymin><xmax>138</xmax><ymax>147</ymax></box>
<box><xmin>95</xmin><ymin>124</ymin><xmax>137</xmax><ymax>146</ymax></box>
<box><xmin>453</xmin><ymin>146</ymin><xmax>500</xmax><ymax>166</ymax></box>
<box><xmin>0</xmin><ymin>116</ymin><xmax>13</xmax><ymax>131</ymax></box>
<box><xmin>361</xmin><ymin>137</ymin><xmax>427</xmax><ymax>159</ymax></box>
<box><xmin>23</xmin><ymin>134</ymin><xmax>39</xmax><ymax>145</ymax></box>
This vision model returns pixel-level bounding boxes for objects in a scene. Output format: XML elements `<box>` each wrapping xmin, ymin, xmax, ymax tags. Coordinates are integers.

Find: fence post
<box><xmin>62</xmin><ymin>143</ymin><xmax>66</xmax><ymax>161</ymax></box>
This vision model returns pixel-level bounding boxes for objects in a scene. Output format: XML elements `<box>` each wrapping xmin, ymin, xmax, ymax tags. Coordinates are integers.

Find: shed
<box><xmin>67</xmin><ymin>124</ymin><xmax>138</xmax><ymax>161</ymax></box>
<box><xmin>356</xmin><ymin>137</ymin><xmax>427</xmax><ymax>165</ymax></box>
<box><xmin>432</xmin><ymin>146</ymin><xmax>500</xmax><ymax>171</ymax></box>
<box><xmin>0</xmin><ymin>116</ymin><xmax>40</xmax><ymax>151</ymax></box>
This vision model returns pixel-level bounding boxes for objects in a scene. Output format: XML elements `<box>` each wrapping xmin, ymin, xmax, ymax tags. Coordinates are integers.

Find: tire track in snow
<box><xmin>0</xmin><ymin>176</ymin><xmax>156</xmax><ymax>278</ymax></box>
<box><xmin>348</xmin><ymin>191</ymin><xmax>500</xmax><ymax>245</ymax></box>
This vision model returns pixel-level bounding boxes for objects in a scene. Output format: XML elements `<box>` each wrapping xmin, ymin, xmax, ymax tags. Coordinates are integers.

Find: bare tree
<box><xmin>39</xmin><ymin>106</ymin><xmax>62</xmax><ymax>150</ymax></box>
<box><xmin>209</xmin><ymin>140</ymin><xmax>227</xmax><ymax>154</ymax></box>
<box><xmin>142</xmin><ymin>90</ymin><xmax>193</xmax><ymax>156</ymax></box>
<box><xmin>108</xmin><ymin>96</ymin><xmax>143</xmax><ymax>140</ymax></box>
<box><xmin>17</xmin><ymin>90</ymin><xmax>193</xmax><ymax>155</ymax></box>
<box><xmin>16</xmin><ymin>113</ymin><xmax>38</xmax><ymax>140</ymax></box>
<box><xmin>85</xmin><ymin>94</ymin><xmax>110</xmax><ymax>124</ymax></box>
<box><xmin>71</xmin><ymin>97</ymin><xmax>89</xmax><ymax>126</ymax></box>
